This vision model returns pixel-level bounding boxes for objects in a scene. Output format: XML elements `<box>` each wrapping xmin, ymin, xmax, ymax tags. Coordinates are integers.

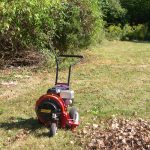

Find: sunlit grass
<box><xmin>0</xmin><ymin>41</ymin><xmax>150</xmax><ymax>149</ymax></box>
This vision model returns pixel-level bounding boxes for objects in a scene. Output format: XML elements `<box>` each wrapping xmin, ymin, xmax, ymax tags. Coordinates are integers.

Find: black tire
<box><xmin>69</xmin><ymin>107</ymin><xmax>79</xmax><ymax>123</ymax></box>
<box><xmin>49</xmin><ymin>123</ymin><xmax>57</xmax><ymax>137</ymax></box>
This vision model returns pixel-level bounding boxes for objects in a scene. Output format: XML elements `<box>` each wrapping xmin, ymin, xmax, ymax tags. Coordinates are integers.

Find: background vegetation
<box><xmin>0</xmin><ymin>0</ymin><xmax>150</xmax><ymax>67</ymax></box>
<box><xmin>0</xmin><ymin>0</ymin><xmax>103</xmax><ymax>67</ymax></box>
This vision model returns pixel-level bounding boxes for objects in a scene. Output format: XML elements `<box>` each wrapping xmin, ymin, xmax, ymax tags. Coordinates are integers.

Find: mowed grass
<box><xmin>0</xmin><ymin>41</ymin><xmax>150</xmax><ymax>149</ymax></box>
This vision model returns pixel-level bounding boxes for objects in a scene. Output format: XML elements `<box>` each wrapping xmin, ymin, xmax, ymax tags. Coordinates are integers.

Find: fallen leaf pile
<box><xmin>76</xmin><ymin>118</ymin><xmax>150</xmax><ymax>149</ymax></box>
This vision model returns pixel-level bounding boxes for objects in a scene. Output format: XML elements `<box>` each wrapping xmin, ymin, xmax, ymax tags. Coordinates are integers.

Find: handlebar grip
<box><xmin>58</xmin><ymin>55</ymin><xmax>83</xmax><ymax>59</ymax></box>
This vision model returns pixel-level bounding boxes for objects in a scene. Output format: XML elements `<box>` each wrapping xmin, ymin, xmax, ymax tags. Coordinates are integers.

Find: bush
<box><xmin>106</xmin><ymin>24</ymin><xmax>150</xmax><ymax>41</ymax></box>
<box><xmin>120</xmin><ymin>0</ymin><xmax>150</xmax><ymax>24</ymax></box>
<box><xmin>0</xmin><ymin>0</ymin><xmax>57</xmax><ymax>66</ymax></box>
<box><xmin>100</xmin><ymin>0</ymin><xmax>127</xmax><ymax>24</ymax></box>
<box><xmin>122</xmin><ymin>24</ymin><xmax>150</xmax><ymax>41</ymax></box>
<box><xmin>0</xmin><ymin>0</ymin><xmax>104</xmax><ymax>67</ymax></box>
<box><xmin>105</xmin><ymin>24</ymin><xmax>122</xmax><ymax>40</ymax></box>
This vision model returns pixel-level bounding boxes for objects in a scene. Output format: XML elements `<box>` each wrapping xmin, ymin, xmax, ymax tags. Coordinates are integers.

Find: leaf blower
<box><xmin>35</xmin><ymin>55</ymin><xmax>83</xmax><ymax>136</ymax></box>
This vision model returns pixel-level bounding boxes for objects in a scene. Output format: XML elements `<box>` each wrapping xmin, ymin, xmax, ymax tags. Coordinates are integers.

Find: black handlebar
<box><xmin>55</xmin><ymin>54</ymin><xmax>83</xmax><ymax>86</ymax></box>
<box><xmin>58</xmin><ymin>54</ymin><xmax>83</xmax><ymax>59</ymax></box>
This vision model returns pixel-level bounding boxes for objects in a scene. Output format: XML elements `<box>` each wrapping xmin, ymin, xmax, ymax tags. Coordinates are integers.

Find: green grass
<box><xmin>0</xmin><ymin>41</ymin><xmax>150</xmax><ymax>149</ymax></box>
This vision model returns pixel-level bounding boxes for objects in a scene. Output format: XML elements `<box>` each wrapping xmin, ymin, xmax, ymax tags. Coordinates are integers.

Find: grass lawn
<box><xmin>0</xmin><ymin>41</ymin><xmax>150</xmax><ymax>149</ymax></box>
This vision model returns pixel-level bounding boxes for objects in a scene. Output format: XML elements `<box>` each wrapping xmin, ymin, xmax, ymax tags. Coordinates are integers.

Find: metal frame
<box><xmin>55</xmin><ymin>55</ymin><xmax>83</xmax><ymax>86</ymax></box>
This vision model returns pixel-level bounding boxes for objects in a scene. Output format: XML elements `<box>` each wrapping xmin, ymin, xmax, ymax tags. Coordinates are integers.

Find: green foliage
<box><xmin>122</xmin><ymin>24</ymin><xmax>150</xmax><ymax>40</ymax></box>
<box><xmin>100</xmin><ymin>0</ymin><xmax>150</xmax><ymax>40</ymax></box>
<box><xmin>106</xmin><ymin>24</ymin><xmax>150</xmax><ymax>41</ymax></box>
<box><xmin>120</xmin><ymin>0</ymin><xmax>150</xmax><ymax>24</ymax></box>
<box><xmin>1</xmin><ymin>0</ymin><xmax>150</xmax><ymax>67</ymax></box>
<box><xmin>0</xmin><ymin>0</ymin><xmax>104</xmax><ymax>66</ymax></box>
<box><xmin>123</xmin><ymin>24</ymin><xmax>150</xmax><ymax>41</ymax></box>
<box><xmin>100</xmin><ymin>0</ymin><xmax>127</xmax><ymax>24</ymax></box>
<box><xmin>52</xmin><ymin>0</ymin><xmax>103</xmax><ymax>51</ymax></box>
<box><xmin>0</xmin><ymin>0</ymin><xmax>57</xmax><ymax>61</ymax></box>
<box><xmin>105</xmin><ymin>24</ymin><xmax>122</xmax><ymax>40</ymax></box>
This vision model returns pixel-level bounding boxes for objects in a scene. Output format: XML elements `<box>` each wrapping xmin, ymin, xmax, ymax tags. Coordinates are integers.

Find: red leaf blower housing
<box><xmin>35</xmin><ymin>55</ymin><xmax>83</xmax><ymax>136</ymax></box>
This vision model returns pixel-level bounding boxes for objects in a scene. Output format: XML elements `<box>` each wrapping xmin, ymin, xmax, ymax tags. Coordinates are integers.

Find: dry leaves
<box><xmin>76</xmin><ymin>118</ymin><xmax>150</xmax><ymax>150</ymax></box>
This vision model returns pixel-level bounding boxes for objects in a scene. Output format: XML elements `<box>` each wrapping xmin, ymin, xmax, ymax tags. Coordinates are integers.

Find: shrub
<box><xmin>0</xmin><ymin>0</ymin><xmax>104</xmax><ymax>67</ymax></box>
<box><xmin>106</xmin><ymin>24</ymin><xmax>150</xmax><ymax>41</ymax></box>
<box><xmin>121</xmin><ymin>24</ymin><xmax>134</xmax><ymax>40</ymax></box>
<box><xmin>120</xmin><ymin>0</ymin><xmax>150</xmax><ymax>24</ymax></box>
<box><xmin>100</xmin><ymin>0</ymin><xmax>127</xmax><ymax>24</ymax></box>
<box><xmin>122</xmin><ymin>24</ymin><xmax>150</xmax><ymax>41</ymax></box>
<box><xmin>105</xmin><ymin>24</ymin><xmax>122</xmax><ymax>40</ymax></box>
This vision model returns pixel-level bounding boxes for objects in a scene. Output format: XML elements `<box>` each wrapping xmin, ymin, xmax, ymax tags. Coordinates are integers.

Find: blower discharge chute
<box><xmin>35</xmin><ymin>55</ymin><xmax>83</xmax><ymax>136</ymax></box>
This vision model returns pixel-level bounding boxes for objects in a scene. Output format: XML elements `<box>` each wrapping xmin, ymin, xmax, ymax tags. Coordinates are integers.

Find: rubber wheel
<box><xmin>69</xmin><ymin>107</ymin><xmax>79</xmax><ymax>123</ymax></box>
<box><xmin>49</xmin><ymin>123</ymin><xmax>57</xmax><ymax>137</ymax></box>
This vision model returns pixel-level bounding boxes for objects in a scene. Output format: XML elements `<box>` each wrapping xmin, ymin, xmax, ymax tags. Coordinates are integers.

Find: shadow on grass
<box><xmin>0</xmin><ymin>117</ymin><xmax>68</xmax><ymax>138</ymax></box>
<box><xmin>0</xmin><ymin>117</ymin><xmax>43</xmax><ymax>132</ymax></box>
